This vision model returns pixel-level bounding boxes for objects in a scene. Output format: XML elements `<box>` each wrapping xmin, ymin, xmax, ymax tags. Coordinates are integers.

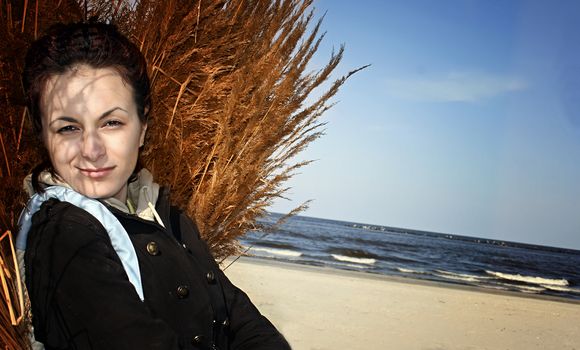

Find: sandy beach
<box><xmin>224</xmin><ymin>257</ymin><xmax>580</xmax><ymax>350</ymax></box>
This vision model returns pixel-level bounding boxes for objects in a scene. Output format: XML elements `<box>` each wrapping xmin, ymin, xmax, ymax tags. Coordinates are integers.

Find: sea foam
<box><xmin>249</xmin><ymin>247</ymin><xmax>302</xmax><ymax>257</ymax></box>
<box><xmin>331</xmin><ymin>254</ymin><xmax>376</xmax><ymax>265</ymax></box>
<box><xmin>486</xmin><ymin>270</ymin><xmax>568</xmax><ymax>287</ymax></box>
<box><xmin>396</xmin><ymin>267</ymin><xmax>425</xmax><ymax>275</ymax></box>
<box><xmin>434</xmin><ymin>270</ymin><xmax>484</xmax><ymax>283</ymax></box>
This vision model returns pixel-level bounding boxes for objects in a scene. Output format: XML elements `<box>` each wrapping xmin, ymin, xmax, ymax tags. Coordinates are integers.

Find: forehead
<box><xmin>42</xmin><ymin>65</ymin><xmax>134</xmax><ymax>116</ymax></box>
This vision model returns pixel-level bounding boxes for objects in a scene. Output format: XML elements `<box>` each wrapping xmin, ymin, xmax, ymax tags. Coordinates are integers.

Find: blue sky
<box><xmin>269</xmin><ymin>0</ymin><xmax>580</xmax><ymax>250</ymax></box>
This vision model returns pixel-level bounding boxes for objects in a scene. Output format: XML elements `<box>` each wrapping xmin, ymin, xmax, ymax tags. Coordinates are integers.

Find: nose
<box><xmin>81</xmin><ymin>131</ymin><xmax>106</xmax><ymax>161</ymax></box>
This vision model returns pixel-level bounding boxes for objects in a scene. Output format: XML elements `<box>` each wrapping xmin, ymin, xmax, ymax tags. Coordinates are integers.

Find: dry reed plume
<box><xmin>0</xmin><ymin>0</ymin><xmax>362</xmax><ymax>346</ymax></box>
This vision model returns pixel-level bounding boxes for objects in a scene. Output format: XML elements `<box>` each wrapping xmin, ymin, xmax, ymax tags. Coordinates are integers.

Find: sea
<box><xmin>238</xmin><ymin>213</ymin><xmax>580</xmax><ymax>301</ymax></box>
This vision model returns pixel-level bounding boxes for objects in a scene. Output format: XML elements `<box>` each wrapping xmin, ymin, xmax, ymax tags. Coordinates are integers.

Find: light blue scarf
<box><xmin>17</xmin><ymin>186</ymin><xmax>144</xmax><ymax>301</ymax></box>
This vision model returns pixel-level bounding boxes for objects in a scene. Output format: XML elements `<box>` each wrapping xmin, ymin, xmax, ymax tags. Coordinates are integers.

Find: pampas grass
<box><xmin>129</xmin><ymin>0</ymin><xmax>364</xmax><ymax>258</ymax></box>
<box><xmin>0</xmin><ymin>0</ymin><xmax>362</xmax><ymax>346</ymax></box>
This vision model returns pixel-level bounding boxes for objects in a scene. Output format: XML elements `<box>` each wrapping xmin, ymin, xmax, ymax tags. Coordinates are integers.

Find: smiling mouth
<box><xmin>78</xmin><ymin>166</ymin><xmax>115</xmax><ymax>179</ymax></box>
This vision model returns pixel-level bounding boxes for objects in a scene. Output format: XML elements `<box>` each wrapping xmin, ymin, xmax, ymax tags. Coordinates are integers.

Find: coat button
<box><xmin>176</xmin><ymin>285</ymin><xmax>189</xmax><ymax>298</ymax></box>
<box><xmin>206</xmin><ymin>271</ymin><xmax>216</xmax><ymax>284</ymax></box>
<box><xmin>146</xmin><ymin>241</ymin><xmax>160</xmax><ymax>256</ymax></box>
<box><xmin>192</xmin><ymin>335</ymin><xmax>205</xmax><ymax>345</ymax></box>
<box><xmin>222</xmin><ymin>318</ymin><xmax>230</xmax><ymax>327</ymax></box>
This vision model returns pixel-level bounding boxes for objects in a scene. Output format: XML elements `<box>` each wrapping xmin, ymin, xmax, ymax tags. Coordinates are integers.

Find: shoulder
<box><xmin>30</xmin><ymin>198</ymin><xmax>108</xmax><ymax>240</ymax></box>
<box><xmin>33</xmin><ymin>197</ymin><xmax>102</xmax><ymax>223</ymax></box>
<box><xmin>26</xmin><ymin>198</ymin><xmax>113</xmax><ymax>267</ymax></box>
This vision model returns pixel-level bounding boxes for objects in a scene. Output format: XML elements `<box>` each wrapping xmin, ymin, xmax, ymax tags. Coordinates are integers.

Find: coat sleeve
<box><xmin>177</xmin><ymin>213</ymin><xmax>292</xmax><ymax>350</ymax></box>
<box><xmin>25</xmin><ymin>199</ymin><xmax>181</xmax><ymax>350</ymax></box>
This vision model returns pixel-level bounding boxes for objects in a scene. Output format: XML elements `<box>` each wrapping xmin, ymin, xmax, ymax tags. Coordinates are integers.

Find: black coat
<box><xmin>24</xmin><ymin>189</ymin><xmax>291</xmax><ymax>350</ymax></box>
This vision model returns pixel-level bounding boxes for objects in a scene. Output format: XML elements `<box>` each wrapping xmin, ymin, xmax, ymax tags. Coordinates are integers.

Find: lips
<box><xmin>78</xmin><ymin>166</ymin><xmax>115</xmax><ymax>179</ymax></box>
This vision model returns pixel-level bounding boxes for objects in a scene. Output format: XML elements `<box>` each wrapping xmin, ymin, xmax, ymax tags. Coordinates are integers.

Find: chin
<box><xmin>72</xmin><ymin>184</ymin><xmax>124</xmax><ymax>201</ymax></box>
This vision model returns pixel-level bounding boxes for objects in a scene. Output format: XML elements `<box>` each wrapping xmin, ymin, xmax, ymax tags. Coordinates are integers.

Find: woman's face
<box><xmin>40</xmin><ymin>65</ymin><xmax>147</xmax><ymax>201</ymax></box>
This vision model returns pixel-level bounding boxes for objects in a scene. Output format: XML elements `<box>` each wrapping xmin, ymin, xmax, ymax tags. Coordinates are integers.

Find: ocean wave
<box><xmin>540</xmin><ymin>285</ymin><xmax>580</xmax><ymax>294</ymax></box>
<box><xmin>486</xmin><ymin>270</ymin><xmax>569</xmax><ymax>287</ymax></box>
<box><xmin>248</xmin><ymin>247</ymin><xmax>302</xmax><ymax>257</ymax></box>
<box><xmin>331</xmin><ymin>254</ymin><xmax>376</xmax><ymax>265</ymax></box>
<box><xmin>489</xmin><ymin>282</ymin><xmax>546</xmax><ymax>294</ymax></box>
<box><xmin>479</xmin><ymin>284</ymin><xmax>511</xmax><ymax>292</ymax></box>
<box><xmin>512</xmin><ymin>285</ymin><xmax>546</xmax><ymax>294</ymax></box>
<box><xmin>328</xmin><ymin>247</ymin><xmax>379</xmax><ymax>259</ymax></box>
<box><xmin>327</xmin><ymin>260</ymin><xmax>371</xmax><ymax>270</ymax></box>
<box><xmin>396</xmin><ymin>267</ymin><xmax>427</xmax><ymax>275</ymax></box>
<box><xmin>434</xmin><ymin>270</ymin><xmax>487</xmax><ymax>283</ymax></box>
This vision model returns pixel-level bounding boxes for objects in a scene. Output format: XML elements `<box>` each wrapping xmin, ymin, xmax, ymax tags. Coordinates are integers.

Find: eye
<box><xmin>56</xmin><ymin>125</ymin><xmax>80</xmax><ymax>134</ymax></box>
<box><xmin>103</xmin><ymin>120</ymin><xmax>124</xmax><ymax>128</ymax></box>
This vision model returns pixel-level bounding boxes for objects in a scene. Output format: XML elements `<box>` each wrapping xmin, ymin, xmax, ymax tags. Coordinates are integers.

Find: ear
<box><xmin>139</xmin><ymin>123</ymin><xmax>148</xmax><ymax>147</ymax></box>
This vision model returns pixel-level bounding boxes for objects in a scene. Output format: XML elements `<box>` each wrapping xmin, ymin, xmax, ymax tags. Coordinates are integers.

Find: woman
<box><xmin>17</xmin><ymin>21</ymin><xmax>291</xmax><ymax>350</ymax></box>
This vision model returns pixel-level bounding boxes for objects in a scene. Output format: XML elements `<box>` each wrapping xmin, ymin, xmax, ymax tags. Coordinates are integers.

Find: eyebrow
<box><xmin>48</xmin><ymin>107</ymin><xmax>129</xmax><ymax>126</ymax></box>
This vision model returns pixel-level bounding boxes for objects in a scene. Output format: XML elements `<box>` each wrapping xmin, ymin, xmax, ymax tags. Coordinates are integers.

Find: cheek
<box><xmin>127</xmin><ymin>129</ymin><xmax>145</xmax><ymax>157</ymax></box>
<box><xmin>109</xmin><ymin>135</ymin><xmax>140</xmax><ymax>161</ymax></box>
<box><xmin>45</xmin><ymin>137</ymin><xmax>79</xmax><ymax>167</ymax></box>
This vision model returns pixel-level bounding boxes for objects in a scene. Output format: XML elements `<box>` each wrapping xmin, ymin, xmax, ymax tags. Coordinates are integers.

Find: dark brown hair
<box><xmin>22</xmin><ymin>21</ymin><xmax>151</xmax><ymax>134</ymax></box>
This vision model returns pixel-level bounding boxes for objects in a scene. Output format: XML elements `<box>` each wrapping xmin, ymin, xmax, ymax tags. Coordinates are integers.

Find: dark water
<box><xmin>239</xmin><ymin>213</ymin><xmax>580</xmax><ymax>301</ymax></box>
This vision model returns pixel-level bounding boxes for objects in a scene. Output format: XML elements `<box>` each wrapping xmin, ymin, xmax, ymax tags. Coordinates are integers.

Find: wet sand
<box><xmin>224</xmin><ymin>257</ymin><xmax>580</xmax><ymax>350</ymax></box>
